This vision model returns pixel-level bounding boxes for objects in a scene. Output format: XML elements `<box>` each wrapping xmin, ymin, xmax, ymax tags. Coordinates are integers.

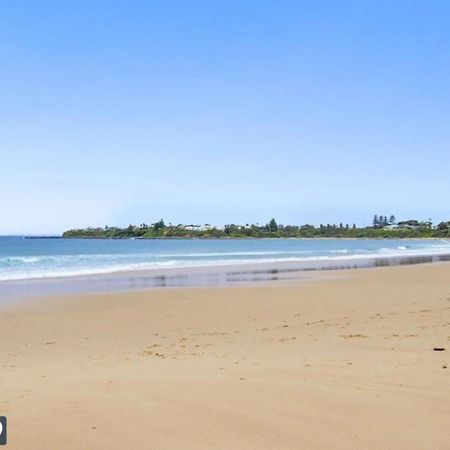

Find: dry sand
<box><xmin>0</xmin><ymin>263</ymin><xmax>449</xmax><ymax>449</ymax></box>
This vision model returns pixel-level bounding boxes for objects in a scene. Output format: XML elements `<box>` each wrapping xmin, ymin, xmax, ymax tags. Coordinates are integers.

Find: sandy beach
<box><xmin>1</xmin><ymin>263</ymin><xmax>449</xmax><ymax>449</ymax></box>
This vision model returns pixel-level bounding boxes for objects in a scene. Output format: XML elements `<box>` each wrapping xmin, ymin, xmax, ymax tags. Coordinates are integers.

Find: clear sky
<box><xmin>1</xmin><ymin>1</ymin><xmax>449</xmax><ymax>234</ymax></box>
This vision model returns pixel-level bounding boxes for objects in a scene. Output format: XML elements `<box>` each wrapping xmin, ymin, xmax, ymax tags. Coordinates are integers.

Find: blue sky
<box><xmin>1</xmin><ymin>1</ymin><xmax>449</xmax><ymax>234</ymax></box>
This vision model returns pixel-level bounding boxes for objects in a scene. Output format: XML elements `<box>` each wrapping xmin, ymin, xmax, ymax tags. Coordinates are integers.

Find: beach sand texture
<box><xmin>0</xmin><ymin>263</ymin><xmax>449</xmax><ymax>449</ymax></box>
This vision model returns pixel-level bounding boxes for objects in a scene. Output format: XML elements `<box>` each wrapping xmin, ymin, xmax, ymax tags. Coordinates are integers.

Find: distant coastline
<box><xmin>62</xmin><ymin>216</ymin><xmax>450</xmax><ymax>240</ymax></box>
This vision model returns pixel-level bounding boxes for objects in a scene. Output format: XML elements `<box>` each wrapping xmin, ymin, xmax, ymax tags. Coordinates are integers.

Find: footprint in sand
<box><xmin>341</xmin><ymin>334</ymin><xmax>369</xmax><ymax>339</ymax></box>
<box><xmin>142</xmin><ymin>349</ymin><xmax>166</xmax><ymax>358</ymax></box>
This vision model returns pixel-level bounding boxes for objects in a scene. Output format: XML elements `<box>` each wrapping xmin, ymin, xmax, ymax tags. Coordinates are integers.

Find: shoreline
<box><xmin>3</xmin><ymin>232</ymin><xmax>445</xmax><ymax>241</ymax></box>
<box><xmin>1</xmin><ymin>250</ymin><xmax>450</xmax><ymax>301</ymax></box>
<box><xmin>24</xmin><ymin>235</ymin><xmax>449</xmax><ymax>240</ymax></box>
<box><xmin>1</xmin><ymin>263</ymin><xmax>449</xmax><ymax>449</ymax></box>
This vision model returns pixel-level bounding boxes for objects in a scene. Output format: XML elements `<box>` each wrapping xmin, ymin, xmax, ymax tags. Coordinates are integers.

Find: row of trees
<box><xmin>373</xmin><ymin>215</ymin><xmax>396</xmax><ymax>228</ymax></box>
<box><xmin>62</xmin><ymin>216</ymin><xmax>450</xmax><ymax>239</ymax></box>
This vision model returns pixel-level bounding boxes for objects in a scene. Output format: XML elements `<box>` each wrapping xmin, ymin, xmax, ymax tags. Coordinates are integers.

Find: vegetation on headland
<box><xmin>62</xmin><ymin>215</ymin><xmax>450</xmax><ymax>239</ymax></box>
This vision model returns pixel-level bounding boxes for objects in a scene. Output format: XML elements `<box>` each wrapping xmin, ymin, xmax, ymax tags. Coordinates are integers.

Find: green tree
<box><xmin>268</xmin><ymin>218</ymin><xmax>278</xmax><ymax>232</ymax></box>
<box><xmin>153</xmin><ymin>219</ymin><xmax>166</xmax><ymax>230</ymax></box>
<box><xmin>373</xmin><ymin>215</ymin><xmax>379</xmax><ymax>228</ymax></box>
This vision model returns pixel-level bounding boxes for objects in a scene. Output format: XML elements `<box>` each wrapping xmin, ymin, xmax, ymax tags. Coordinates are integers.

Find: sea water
<box><xmin>1</xmin><ymin>236</ymin><xmax>450</xmax><ymax>282</ymax></box>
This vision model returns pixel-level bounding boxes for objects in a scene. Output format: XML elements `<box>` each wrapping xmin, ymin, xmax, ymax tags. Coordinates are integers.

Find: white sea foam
<box><xmin>1</xmin><ymin>239</ymin><xmax>450</xmax><ymax>282</ymax></box>
<box><xmin>1</xmin><ymin>249</ymin><xmax>450</xmax><ymax>281</ymax></box>
<box><xmin>4</xmin><ymin>256</ymin><xmax>42</xmax><ymax>264</ymax></box>
<box><xmin>158</xmin><ymin>250</ymin><xmax>315</xmax><ymax>258</ymax></box>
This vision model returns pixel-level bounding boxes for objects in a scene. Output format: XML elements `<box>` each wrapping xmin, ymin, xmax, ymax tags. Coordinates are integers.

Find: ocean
<box><xmin>1</xmin><ymin>236</ymin><xmax>450</xmax><ymax>282</ymax></box>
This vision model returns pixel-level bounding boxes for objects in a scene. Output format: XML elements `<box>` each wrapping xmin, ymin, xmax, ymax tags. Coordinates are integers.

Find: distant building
<box><xmin>183</xmin><ymin>224</ymin><xmax>216</xmax><ymax>231</ymax></box>
<box><xmin>396</xmin><ymin>220</ymin><xmax>432</xmax><ymax>230</ymax></box>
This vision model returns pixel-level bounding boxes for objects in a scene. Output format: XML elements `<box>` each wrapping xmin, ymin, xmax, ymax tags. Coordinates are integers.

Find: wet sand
<box><xmin>0</xmin><ymin>263</ymin><xmax>449</xmax><ymax>449</ymax></box>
